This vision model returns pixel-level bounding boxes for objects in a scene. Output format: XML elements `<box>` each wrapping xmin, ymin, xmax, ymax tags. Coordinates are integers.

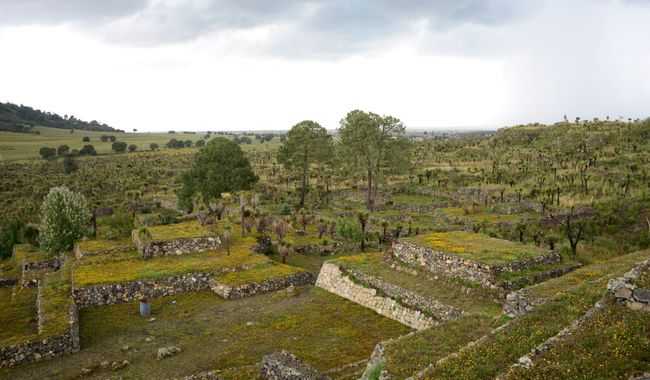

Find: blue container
<box><xmin>140</xmin><ymin>300</ymin><xmax>151</xmax><ymax>316</ymax></box>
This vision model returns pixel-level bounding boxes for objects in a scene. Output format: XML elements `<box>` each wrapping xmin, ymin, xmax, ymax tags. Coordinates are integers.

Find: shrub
<box><xmin>39</xmin><ymin>186</ymin><xmax>91</xmax><ymax>257</ymax></box>
<box><xmin>82</xmin><ymin>136</ymin><xmax>90</xmax><ymax>142</ymax></box>
<box><xmin>279</xmin><ymin>203</ymin><xmax>292</xmax><ymax>215</ymax></box>
<box><xmin>63</xmin><ymin>156</ymin><xmax>78</xmax><ymax>174</ymax></box>
<box><xmin>112</xmin><ymin>141</ymin><xmax>127</xmax><ymax>153</ymax></box>
<box><xmin>57</xmin><ymin>144</ymin><xmax>70</xmax><ymax>156</ymax></box>
<box><xmin>128</xmin><ymin>144</ymin><xmax>137</xmax><ymax>152</ymax></box>
<box><xmin>80</xmin><ymin>144</ymin><xmax>97</xmax><ymax>155</ymax></box>
<box><xmin>100</xmin><ymin>135</ymin><xmax>109</xmax><ymax>142</ymax></box>
<box><xmin>22</xmin><ymin>224</ymin><xmax>39</xmax><ymax>246</ymax></box>
<box><xmin>149</xmin><ymin>143</ymin><xmax>159</xmax><ymax>151</ymax></box>
<box><xmin>103</xmin><ymin>209</ymin><xmax>134</xmax><ymax>239</ymax></box>
<box><xmin>159</xmin><ymin>209</ymin><xmax>178</xmax><ymax>225</ymax></box>
<box><xmin>39</xmin><ymin>147</ymin><xmax>56</xmax><ymax>160</ymax></box>
<box><xmin>195</xmin><ymin>139</ymin><xmax>205</xmax><ymax>147</ymax></box>
<box><xmin>0</xmin><ymin>219</ymin><xmax>24</xmax><ymax>259</ymax></box>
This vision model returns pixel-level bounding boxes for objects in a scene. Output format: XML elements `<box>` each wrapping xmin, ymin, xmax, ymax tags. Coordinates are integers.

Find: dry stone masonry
<box><xmin>392</xmin><ymin>240</ymin><xmax>561</xmax><ymax>289</ymax></box>
<box><xmin>132</xmin><ymin>230</ymin><xmax>221</xmax><ymax>259</ymax></box>
<box><xmin>316</xmin><ymin>262</ymin><xmax>439</xmax><ymax>330</ymax></box>
<box><xmin>607</xmin><ymin>257</ymin><xmax>650</xmax><ymax>312</ymax></box>
<box><xmin>261</xmin><ymin>350</ymin><xmax>329</xmax><ymax>380</ymax></box>
<box><xmin>210</xmin><ymin>271</ymin><xmax>312</xmax><ymax>300</ymax></box>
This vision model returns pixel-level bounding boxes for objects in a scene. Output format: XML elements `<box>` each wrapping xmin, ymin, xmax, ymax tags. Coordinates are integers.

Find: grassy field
<box><xmin>0</xmin><ymin>125</ymin><xmax>282</xmax><ymax>161</ymax></box>
<box><xmin>3</xmin><ymin>287</ymin><xmax>411</xmax><ymax>380</ymax></box>
<box><xmin>406</xmin><ymin>231</ymin><xmax>551</xmax><ymax>265</ymax></box>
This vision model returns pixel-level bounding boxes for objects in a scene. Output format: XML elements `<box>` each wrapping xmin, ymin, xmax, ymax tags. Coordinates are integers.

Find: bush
<box><xmin>22</xmin><ymin>224</ymin><xmax>39</xmax><ymax>246</ymax></box>
<box><xmin>112</xmin><ymin>141</ymin><xmax>127</xmax><ymax>153</ymax></box>
<box><xmin>103</xmin><ymin>210</ymin><xmax>134</xmax><ymax>239</ymax></box>
<box><xmin>82</xmin><ymin>136</ymin><xmax>90</xmax><ymax>142</ymax></box>
<box><xmin>57</xmin><ymin>145</ymin><xmax>70</xmax><ymax>156</ymax></box>
<box><xmin>80</xmin><ymin>144</ymin><xmax>97</xmax><ymax>155</ymax></box>
<box><xmin>279</xmin><ymin>203</ymin><xmax>292</xmax><ymax>215</ymax></box>
<box><xmin>195</xmin><ymin>139</ymin><xmax>205</xmax><ymax>147</ymax></box>
<box><xmin>39</xmin><ymin>186</ymin><xmax>91</xmax><ymax>257</ymax></box>
<box><xmin>149</xmin><ymin>143</ymin><xmax>159</xmax><ymax>151</ymax></box>
<box><xmin>63</xmin><ymin>156</ymin><xmax>78</xmax><ymax>174</ymax></box>
<box><xmin>0</xmin><ymin>219</ymin><xmax>24</xmax><ymax>259</ymax></box>
<box><xmin>128</xmin><ymin>144</ymin><xmax>137</xmax><ymax>152</ymax></box>
<box><xmin>39</xmin><ymin>147</ymin><xmax>56</xmax><ymax>160</ymax></box>
<box><xmin>100</xmin><ymin>135</ymin><xmax>109</xmax><ymax>142</ymax></box>
<box><xmin>159</xmin><ymin>209</ymin><xmax>178</xmax><ymax>225</ymax></box>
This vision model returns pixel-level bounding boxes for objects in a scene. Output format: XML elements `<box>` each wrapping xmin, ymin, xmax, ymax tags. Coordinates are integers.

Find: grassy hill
<box><xmin>0</xmin><ymin>102</ymin><xmax>119</xmax><ymax>134</ymax></box>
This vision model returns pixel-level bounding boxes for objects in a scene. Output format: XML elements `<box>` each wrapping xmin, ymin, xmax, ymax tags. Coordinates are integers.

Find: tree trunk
<box><xmin>367</xmin><ymin>169</ymin><xmax>373</xmax><ymax>211</ymax></box>
<box><xmin>299</xmin><ymin>147</ymin><xmax>308</xmax><ymax>207</ymax></box>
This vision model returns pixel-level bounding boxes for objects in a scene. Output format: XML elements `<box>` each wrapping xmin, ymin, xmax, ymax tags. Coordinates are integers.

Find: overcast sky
<box><xmin>0</xmin><ymin>0</ymin><xmax>648</xmax><ymax>132</ymax></box>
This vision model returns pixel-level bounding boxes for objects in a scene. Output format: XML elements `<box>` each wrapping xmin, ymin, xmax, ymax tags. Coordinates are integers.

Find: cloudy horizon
<box><xmin>1</xmin><ymin>0</ymin><xmax>648</xmax><ymax>132</ymax></box>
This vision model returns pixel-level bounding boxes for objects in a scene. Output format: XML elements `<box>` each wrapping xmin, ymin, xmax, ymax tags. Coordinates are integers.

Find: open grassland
<box><xmin>0</xmin><ymin>125</ymin><xmax>282</xmax><ymax>161</ymax></box>
<box><xmin>406</xmin><ymin>231</ymin><xmax>551</xmax><ymax>265</ymax></box>
<box><xmin>148</xmin><ymin>220</ymin><xmax>217</xmax><ymax>241</ymax></box>
<box><xmin>4</xmin><ymin>287</ymin><xmax>411</xmax><ymax>380</ymax></box>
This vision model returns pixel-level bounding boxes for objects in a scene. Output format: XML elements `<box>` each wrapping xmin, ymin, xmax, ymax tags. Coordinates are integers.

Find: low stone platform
<box><xmin>132</xmin><ymin>230</ymin><xmax>221</xmax><ymax>259</ymax></box>
<box><xmin>210</xmin><ymin>271</ymin><xmax>312</xmax><ymax>300</ymax></box>
<box><xmin>261</xmin><ymin>350</ymin><xmax>329</xmax><ymax>380</ymax></box>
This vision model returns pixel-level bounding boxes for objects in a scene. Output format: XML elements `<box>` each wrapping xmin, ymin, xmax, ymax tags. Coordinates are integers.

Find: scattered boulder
<box><xmin>157</xmin><ymin>346</ymin><xmax>182</xmax><ymax>360</ymax></box>
<box><xmin>111</xmin><ymin>360</ymin><xmax>130</xmax><ymax>371</ymax></box>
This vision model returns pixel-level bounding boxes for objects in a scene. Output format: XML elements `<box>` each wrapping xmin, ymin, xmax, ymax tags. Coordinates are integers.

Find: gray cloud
<box><xmin>0</xmin><ymin>0</ymin><xmax>538</xmax><ymax>56</ymax></box>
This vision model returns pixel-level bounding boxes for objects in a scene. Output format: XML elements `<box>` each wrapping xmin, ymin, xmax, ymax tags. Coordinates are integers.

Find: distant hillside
<box><xmin>0</xmin><ymin>102</ymin><xmax>121</xmax><ymax>133</ymax></box>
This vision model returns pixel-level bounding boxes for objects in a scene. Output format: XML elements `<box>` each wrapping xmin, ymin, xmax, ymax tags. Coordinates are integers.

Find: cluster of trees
<box><xmin>233</xmin><ymin>136</ymin><xmax>252</xmax><ymax>145</ymax></box>
<box><xmin>39</xmin><ymin>144</ymin><xmax>97</xmax><ymax>161</ymax></box>
<box><xmin>166</xmin><ymin>138</ymin><xmax>205</xmax><ymax>149</ymax></box>
<box><xmin>0</xmin><ymin>102</ymin><xmax>120</xmax><ymax>132</ymax></box>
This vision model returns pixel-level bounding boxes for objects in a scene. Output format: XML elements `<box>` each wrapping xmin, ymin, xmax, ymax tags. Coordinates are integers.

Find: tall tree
<box><xmin>177</xmin><ymin>137</ymin><xmax>257</xmax><ymax>210</ymax></box>
<box><xmin>338</xmin><ymin>110</ymin><xmax>411</xmax><ymax>210</ymax></box>
<box><xmin>277</xmin><ymin>120</ymin><xmax>332</xmax><ymax>207</ymax></box>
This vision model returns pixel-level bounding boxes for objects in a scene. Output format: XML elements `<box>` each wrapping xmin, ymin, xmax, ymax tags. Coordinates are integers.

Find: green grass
<box><xmin>390</xmin><ymin>193</ymin><xmax>436</xmax><ymax>205</ymax></box>
<box><xmin>437</xmin><ymin>207</ymin><xmax>524</xmax><ymax>223</ymax></box>
<box><xmin>13</xmin><ymin>244</ymin><xmax>45</xmax><ymax>264</ymax></box>
<box><xmin>506</xmin><ymin>302</ymin><xmax>650</xmax><ymax>380</ymax></box>
<box><xmin>0</xmin><ymin>125</ymin><xmax>282</xmax><ymax>161</ymax></box>
<box><xmin>406</xmin><ymin>231</ymin><xmax>551</xmax><ymax>266</ymax></box>
<box><xmin>147</xmin><ymin>220</ymin><xmax>217</xmax><ymax>241</ymax></box>
<box><xmin>0</xmin><ymin>257</ymin><xmax>20</xmax><ymax>281</ymax></box>
<box><xmin>212</xmin><ymin>262</ymin><xmax>306</xmax><ymax>286</ymax></box>
<box><xmin>39</xmin><ymin>255</ymin><xmax>74</xmax><ymax>337</ymax></box>
<box><xmin>73</xmin><ymin>236</ymin><xmax>269</xmax><ymax>287</ymax></box>
<box><xmin>0</xmin><ymin>286</ymin><xmax>38</xmax><ymax>345</ymax></box>
<box><xmin>76</xmin><ymin>238</ymin><xmax>135</xmax><ymax>255</ymax></box>
<box><xmin>332</xmin><ymin>253</ymin><xmax>502</xmax><ymax>316</ymax></box>
<box><xmin>4</xmin><ymin>287</ymin><xmax>411</xmax><ymax>379</ymax></box>
<box><xmin>383</xmin><ymin>314</ymin><xmax>497</xmax><ymax>379</ymax></box>
<box><xmin>494</xmin><ymin>260</ymin><xmax>579</xmax><ymax>282</ymax></box>
<box><xmin>421</xmin><ymin>251</ymin><xmax>650</xmax><ymax>379</ymax></box>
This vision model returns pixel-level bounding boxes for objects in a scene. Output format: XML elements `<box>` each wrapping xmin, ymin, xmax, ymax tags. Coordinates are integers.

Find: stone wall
<box><xmin>23</xmin><ymin>258</ymin><xmax>61</xmax><ymax>273</ymax></box>
<box><xmin>607</xmin><ymin>258</ymin><xmax>650</xmax><ymax>312</ymax></box>
<box><xmin>260</xmin><ymin>350</ymin><xmax>329</xmax><ymax>380</ymax></box>
<box><xmin>342</xmin><ymin>267</ymin><xmax>462</xmax><ymax>321</ymax></box>
<box><xmin>316</xmin><ymin>263</ymin><xmax>436</xmax><ymax>330</ymax></box>
<box><xmin>210</xmin><ymin>271</ymin><xmax>312</xmax><ymax>300</ymax></box>
<box><xmin>74</xmin><ymin>244</ymin><xmax>131</xmax><ymax>260</ymax></box>
<box><xmin>132</xmin><ymin>230</ymin><xmax>221</xmax><ymax>259</ymax></box>
<box><xmin>73</xmin><ymin>272</ymin><xmax>213</xmax><ymax>309</ymax></box>
<box><xmin>0</xmin><ymin>278</ymin><xmax>17</xmax><ymax>287</ymax></box>
<box><xmin>502</xmin><ymin>290</ymin><xmax>547</xmax><ymax>318</ymax></box>
<box><xmin>392</xmin><ymin>241</ymin><xmax>561</xmax><ymax>288</ymax></box>
<box><xmin>497</xmin><ymin>263</ymin><xmax>583</xmax><ymax>291</ymax></box>
<box><xmin>0</xmin><ymin>292</ymin><xmax>79</xmax><ymax>368</ymax></box>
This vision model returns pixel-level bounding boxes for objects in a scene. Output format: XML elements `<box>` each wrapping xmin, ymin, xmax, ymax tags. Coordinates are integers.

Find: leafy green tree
<box><xmin>57</xmin><ymin>144</ymin><xmax>70</xmax><ymax>156</ymax></box>
<box><xmin>337</xmin><ymin>217</ymin><xmax>363</xmax><ymax>253</ymax></box>
<box><xmin>112</xmin><ymin>141</ymin><xmax>127</xmax><ymax>153</ymax></box>
<box><xmin>79</xmin><ymin>144</ymin><xmax>97</xmax><ymax>155</ymax></box>
<box><xmin>0</xmin><ymin>219</ymin><xmax>24</xmax><ymax>259</ymax></box>
<box><xmin>277</xmin><ymin>120</ymin><xmax>332</xmax><ymax>207</ymax></box>
<box><xmin>177</xmin><ymin>137</ymin><xmax>257</xmax><ymax>209</ymax></box>
<box><xmin>149</xmin><ymin>143</ymin><xmax>159</xmax><ymax>151</ymax></box>
<box><xmin>63</xmin><ymin>156</ymin><xmax>78</xmax><ymax>174</ymax></box>
<box><xmin>100</xmin><ymin>135</ymin><xmax>109</xmax><ymax>142</ymax></box>
<box><xmin>82</xmin><ymin>136</ymin><xmax>90</xmax><ymax>142</ymax></box>
<box><xmin>39</xmin><ymin>186</ymin><xmax>91</xmax><ymax>257</ymax></box>
<box><xmin>195</xmin><ymin>139</ymin><xmax>205</xmax><ymax>147</ymax></box>
<box><xmin>39</xmin><ymin>147</ymin><xmax>56</xmax><ymax>160</ymax></box>
<box><xmin>128</xmin><ymin>144</ymin><xmax>137</xmax><ymax>152</ymax></box>
<box><xmin>338</xmin><ymin>110</ymin><xmax>411</xmax><ymax>210</ymax></box>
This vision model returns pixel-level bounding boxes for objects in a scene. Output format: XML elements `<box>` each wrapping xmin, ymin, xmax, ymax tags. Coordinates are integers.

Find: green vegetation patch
<box><xmin>39</xmin><ymin>254</ymin><xmax>74</xmax><ymax>337</ymax></box>
<box><xmin>508</xmin><ymin>302</ymin><xmax>650</xmax><ymax>380</ymax></box>
<box><xmin>406</xmin><ymin>231</ymin><xmax>550</xmax><ymax>265</ymax></box>
<box><xmin>390</xmin><ymin>193</ymin><xmax>436</xmax><ymax>205</ymax></box>
<box><xmin>73</xmin><ymin>236</ymin><xmax>269</xmax><ymax>287</ymax></box>
<box><xmin>437</xmin><ymin>207</ymin><xmax>524</xmax><ymax>223</ymax></box>
<box><xmin>76</xmin><ymin>237</ymin><xmax>134</xmax><ymax>255</ymax></box>
<box><xmin>7</xmin><ymin>287</ymin><xmax>410</xmax><ymax>379</ymax></box>
<box><xmin>13</xmin><ymin>244</ymin><xmax>45</xmax><ymax>264</ymax></box>
<box><xmin>213</xmin><ymin>262</ymin><xmax>306</xmax><ymax>286</ymax></box>
<box><xmin>423</xmin><ymin>252</ymin><xmax>649</xmax><ymax>379</ymax></box>
<box><xmin>494</xmin><ymin>260</ymin><xmax>579</xmax><ymax>282</ymax></box>
<box><xmin>0</xmin><ymin>286</ymin><xmax>38</xmax><ymax>345</ymax></box>
<box><xmin>383</xmin><ymin>314</ymin><xmax>497</xmax><ymax>379</ymax></box>
<box><xmin>148</xmin><ymin>220</ymin><xmax>217</xmax><ymax>241</ymax></box>
<box><xmin>332</xmin><ymin>253</ymin><xmax>502</xmax><ymax>316</ymax></box>
<box><xmin>0</xmin><ymin>257</ymin><xmax>19</xmax><ymax>281</ymax></box>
